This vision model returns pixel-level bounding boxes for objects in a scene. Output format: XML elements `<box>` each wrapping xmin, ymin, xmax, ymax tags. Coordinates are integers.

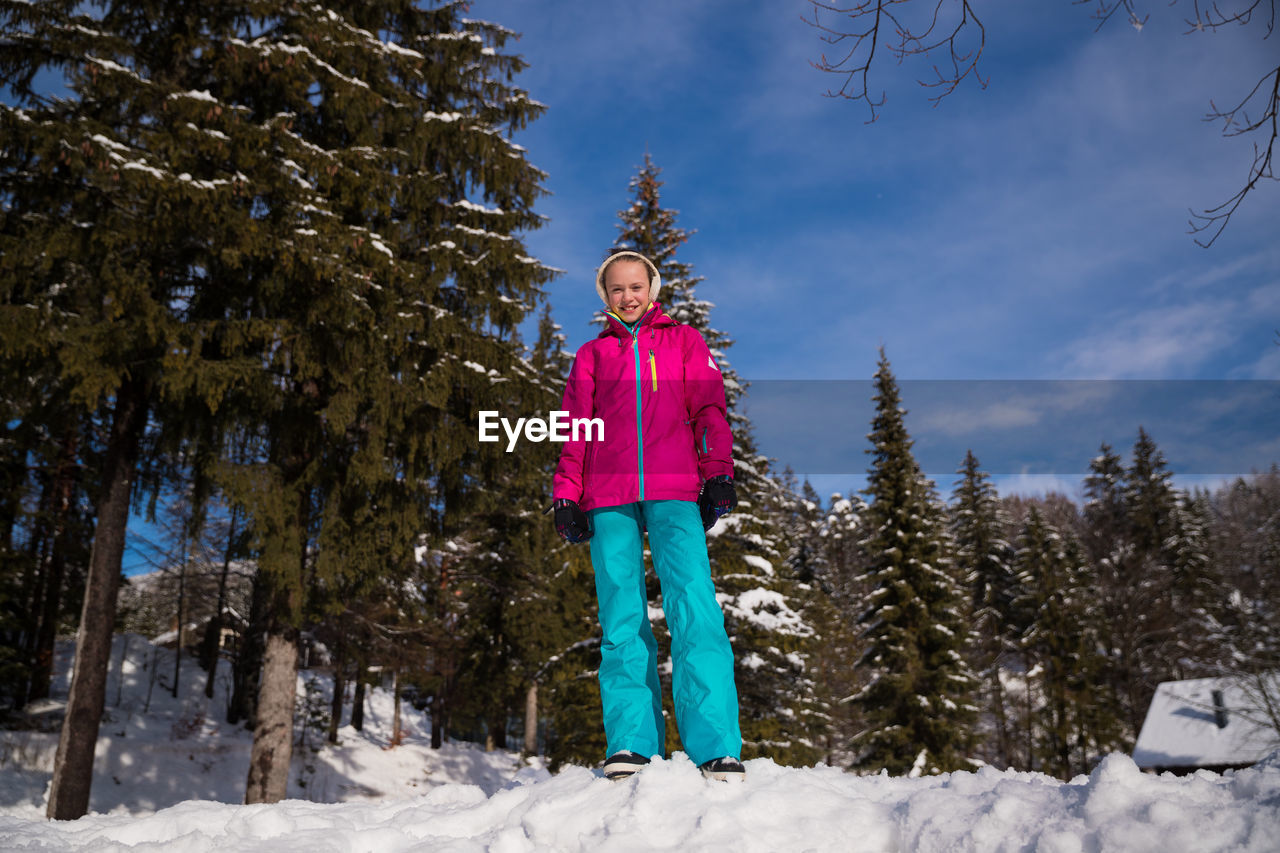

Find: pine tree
<box><xmin>950</xmin><ymin>452</ymin><xmax>1016</xmax><ymax>617</ymax></box>
<box><xmin>610</xmin><ymin>154</ymin><xmax>739</xmax><ymax>410</ymax></box>
<box><xmin>1127</xmin><ymin>430</ymin><xmax>1220</xmax><ymax>681</ymax></box>
<box><xmin>0</xmin><ymin>382</ymin><xmax>33</xmax><ymax>708</ymax></box>
<box><xmin>1</xmin><ymin>401</ymin><xmax>93</xmax><ymax>709</ymax></box>
<box><xmin>1080</xmin><ymin>429</ymin><xmax>1204</xmax><ymax>746</ymax></box>
<box><xmin>445</xmin><ymin>311</ymin><xmax>587</xmax><ymax>754</ymax></box>
<box><xmin>1066</xmin><ymin>538</ymin><xmax>1127</xmax><ymax>770</ymax></box>
<box><xmin>2</xmin><ymin>0</ymin><xmax>554</xmax><ymax>811</ymax></box>
<box><xmin>712</xmin><ymin>470</ymin><xmax>823</xmax><ymax>765</ymax></box>
<box><xmin>785</xmin><ymin>477</ymin><xmax>830</xmax><ymax>587</ymax></box>
<box><xmin>522</xmin><ymin>312</ymin><xmax>603</xmax><ymax>764</ymax></box>
<box><xmin>612</xmin><ymin>155</ymin><xmax>701</xmax><ymax>326</ymax></box>
<box><xmin>1000</xmin><ymin>492</ymin><xmax>1123</xmax><ymax>774</ymax></box>
<box><xmin>1203</xmin><ymin>469</ymin><xmax>1280</xmax><ymax>737</ymax></box>
<box><xmin>854</xmin><ymin>350</ymin><xmax>977</xmax><ymax>775</ymax></box>
<box><xmin>519</xmin><ymin>305</ymin><xmax>605</xmax><ymax>764</ymax></box>
<box><xmin>1082</xmin><ymin>443</ymin><xmax>1128</xmax><ymax>564</ymax></box>
<box><xmin>948</xmin><ymin>451</ymin><xmax>1016</xmax><ymax>768</ymax></box>
<box><xmin>1115</xmin><ymin>428</ymin><xmax>1180</xmax><ymax>734</ymax></box>
<box><xmin>0</xmin><ymin>1</ymin><xmax>192</xmax><ymax>814</ymax></box>
<box><xmin>801</xmin><ymin>485</ymin><xmax>869</xmax><ymax>767</ymax></box>
<box><xmin>1011</xmin><ymin>507</ymin><xmax>1093</xmax><ymax>778</ymax></box>
<box><xmin>1165</xmin><ymin>488</ymin><xmax>1218</xmax><ymax>671</ymax></box>
<box><xmin>1126</xmin><ymin>428</ymin><xmax>1178</xmax><ymax>558</ymax></box>
<box><xmin>1082</xmin><ymin>441</ymin><xmax>1147</xmax><ymax>744</ymax></box>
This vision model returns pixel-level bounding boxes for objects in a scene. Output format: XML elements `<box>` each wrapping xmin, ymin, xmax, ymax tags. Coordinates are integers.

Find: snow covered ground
<box><xmin>0</xmin><ymin>635</ymin><xmax>532</xmax><ymax>817</ymax></box>
<box><xmin>1</xmin><ymin>635</ymin><xmax>1278</xmax><ymax>851</ymax></box>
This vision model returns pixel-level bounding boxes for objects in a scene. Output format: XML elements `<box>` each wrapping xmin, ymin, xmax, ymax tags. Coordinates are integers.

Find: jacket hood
<box><xmin>595</xmin><ymin>250</ymin><xmax>662</xmax><ymax>308</ymax></box>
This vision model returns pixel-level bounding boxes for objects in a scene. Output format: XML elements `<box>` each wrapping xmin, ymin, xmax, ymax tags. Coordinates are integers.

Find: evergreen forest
<box><xmin>2</xmin><ymin>0</ymin><xmax>1277</xmax><ymax>819</ymax></box>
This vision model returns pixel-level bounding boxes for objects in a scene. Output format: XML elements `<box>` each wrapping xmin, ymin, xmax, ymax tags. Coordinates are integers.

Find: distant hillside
<box><xmin>117</xmin><ymin>564</ymin><xmax>254</xmax><ymax>644</ymax></box>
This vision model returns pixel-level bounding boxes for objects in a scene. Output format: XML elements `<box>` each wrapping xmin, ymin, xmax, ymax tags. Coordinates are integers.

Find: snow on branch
<box><xmin>227</xmin><ymin>37</ymin><xmax>377</xmax><ymax>95</ymax></box>
<box><xmin>452</xmin><ymin>199</ymin><xmax>506</xmax><ymax>215</ymax></box>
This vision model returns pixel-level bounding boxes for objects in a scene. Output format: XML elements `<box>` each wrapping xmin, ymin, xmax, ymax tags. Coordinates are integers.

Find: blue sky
<box><xmin>58</xmin><ymin>2</ymin><xmax>1267</xmax><ymax>570</ymax></box>
<box><xmin>470</xmin><ymin>0</ymin><xmax>1279</xmax><ymax>501</ymax></box>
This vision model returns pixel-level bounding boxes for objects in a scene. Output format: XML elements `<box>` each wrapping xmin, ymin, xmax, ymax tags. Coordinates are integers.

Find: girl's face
<box><xmin>604</xmin><ymin>260</ymin><xmax>651</xmax><ymax>324</ymax></box>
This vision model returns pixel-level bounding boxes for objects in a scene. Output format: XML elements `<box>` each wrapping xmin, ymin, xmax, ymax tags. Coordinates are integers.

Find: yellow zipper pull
<box><xmin>649</xmin><ymin>351</ymin><xmax>657</xmax><ymax>392</ymax></box>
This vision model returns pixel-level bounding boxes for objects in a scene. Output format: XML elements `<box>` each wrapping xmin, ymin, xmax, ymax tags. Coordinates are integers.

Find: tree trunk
<box><xmin>20</xmin><ymin>471</ymin><xmax>56</xmax><ymax>665</ymax></box>
<box><xmin>990</xmin><ymin>662</ymin><xmax>1009</xmax><ymax>769</ymax></box>
<box><xmin>431</xmin><ymin>669</ymin><xmax>453</xmax><ymax>750</ymax></box>
<box><xmin>228</xmin><ymin>568</ymin><xmax>269</xmax><ymax>727</ymax></box>
<box><xmin>390</xmin><ymin>669</ymin><xmax>403</xmax><ymax>748</ymax></box>
<box><xmin>488</xmin><ymin>709</ymin><xmax>507</xmax><ymax>751</ymax></box>
<box><xmin>327</xmin><ymin>644</ymin><xmax>345</xmax><ymax>745</ymax></box>
<box><xmin>523</xmin><ymin>681</ymin><xmax>538</xmax><ymax>755</ymax></box>
<box><xmin>243</xmin><ymin>622</ymin><xmax>298</xmax><ymax>804</ymax></box>
<box><xmin>244</xmin><ymin>482</ymin><xmax>308</xmax><ymax>805</ymax></box>
<box><xmin>202</xmin><ymin>506</ymin><xmax>239</xmax><ymax>698</ymax></box>
<box><xmin>1025</xmin><ymin>663</ymin><xmax>1036</xmax><ymax>771</ymax></box>
<box><xmin>351</xmin><ymin>667</ymin><xmax>366</xmax><ymax>732</ymax></box>
<box><xmin>46</xmin><ymin>376</ymin><xmax>150</xmax><ymax>820</ymax></box>
<box><xmin>27</xmin><ymin>425</ymin><xmax>82</xmax><ymax>695</ymax></box>
<box><xmin>28</xmin><ymin>527</ymin><xmax>69</xmax><ymax>703</ymax></box>
<box><xmin>172</xmin><ymin>533</ymin><xmax>187</xmax><ymax>700</ymax></box>
<box><xmin>431</xmin><ymin>700</ymin><xmax>443</xmax><ymax>750</ymax></box>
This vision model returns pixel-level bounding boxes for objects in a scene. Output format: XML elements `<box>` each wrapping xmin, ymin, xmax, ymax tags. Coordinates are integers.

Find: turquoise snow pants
<box><xmin>588</xmin><ymin>499</ymin><xmax>741</xmax><ymax>766</ymax></box>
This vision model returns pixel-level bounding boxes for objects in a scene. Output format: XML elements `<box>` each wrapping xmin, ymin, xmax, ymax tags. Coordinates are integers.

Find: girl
<box><xmin>551</xmin><ymin>249</ymin><xmax>744</xmax><ymax>782</ymax></box>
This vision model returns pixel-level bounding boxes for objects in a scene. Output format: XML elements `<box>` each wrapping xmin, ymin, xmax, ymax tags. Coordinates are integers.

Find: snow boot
<box><xmin>603</xmin><ymin>750</ymin><xmax>650</xmax><ymax>780</ymax></box>
<box><xmin>699</xmin><ymin>756</ymin><xmax>745</xmax><ymax>782</ymax></box>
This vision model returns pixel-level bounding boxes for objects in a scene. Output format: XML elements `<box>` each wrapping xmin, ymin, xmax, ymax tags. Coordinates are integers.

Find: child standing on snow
<box><xmin>551</xmin><ymin>249</ymin><xmax>744</xmax><ymax>782</ymax></box>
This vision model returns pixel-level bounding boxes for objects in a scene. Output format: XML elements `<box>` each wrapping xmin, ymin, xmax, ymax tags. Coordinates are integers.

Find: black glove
<box><xmin>552</xmin><ymin>498</ymin><xmax>592</xmax><ymax>543</ymax></box>
<box><xmin>698</xmin><ymin>475</ymin><xmax>736</xmax><ymax>531</ymax></box>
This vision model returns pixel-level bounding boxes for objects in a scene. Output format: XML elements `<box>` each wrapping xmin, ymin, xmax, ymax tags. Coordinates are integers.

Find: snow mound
<box><xmin>5</xmin><ymin>635</ymin><xmax>1278</xmax><ymax>850</ymax></box>
<box><xmin>1251</xmin><ymin>748</ymin><xmax>1280</xmax><ymax>772</ymax></box>
<box><xmin>3</xmin><ymin>752</ymin><xmax>1279</xmax><ymax>852</ymax></box>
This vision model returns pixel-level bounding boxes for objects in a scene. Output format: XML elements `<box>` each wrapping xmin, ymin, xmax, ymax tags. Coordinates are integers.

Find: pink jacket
<box><xmin>553</xmin><ymin>303</ymin><xmax>733</xmax><ymax>512</ymax></box>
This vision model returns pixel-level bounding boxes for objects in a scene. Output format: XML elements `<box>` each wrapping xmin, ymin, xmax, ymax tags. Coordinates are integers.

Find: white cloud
<box><xmin>1056</xmin><ymin>300</ymin><xmax>1237</xmax><ymax>378</ymax></box>
<box><xmin>1245</xmin><ymin>278</ymin><xmax>1280</xmax><ymax>315</ymax></box>
<box><xmin>912</xmin><ymin>382</ymin><xmax>1121</xmax><ymax>435</ymax></box>
<box><xmin>1237</xmin><ymin>344</ymin><xmax>1280</xmax><ymax>380</ymax></box>
<box><xmin>1055</xmin><ymin>276</ymin><xmax>1278</xmax><ymax>379</ymax></box>
<box><xmin>990</xmin><ymin>471</ymin><xmax>1085</xmax><ymax>501</ymax></box>
<box><xmin>1170</xmin><ymin>473</ymin><xmax>1248</xmax><ymax>495</ymax></box>
<box><xmin>1152</xmin><ymin>250</ymin><xmax>1276</xmax><ymax>294</ymax></box>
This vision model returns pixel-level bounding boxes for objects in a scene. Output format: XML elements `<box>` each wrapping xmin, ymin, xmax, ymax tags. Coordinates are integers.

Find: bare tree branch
<box><xmin>802</xmin><ymin>0</ymin><xmax>985</xmax><ymax>122</ymax></box>
<box><xmin>1079</xmin><ymin>1</ymin><xmax>1278</xmax><ymax>246</ymax></box>
<box><xmin>806</xmin><ymin>1</ymin><xmax>1278</xmax><ymax>246</ymax></box>
<box><xmin>1190</xmin><ymin>63</ymin><xmax>1279</xmax><ymax>246</ymax></box>
<box><xmin>1075</xmin><ymin>0</ymin><xmax>1150</xmax><ymax>32</ymax></box>
<box><xmin>901</xmin><ymin>0</ymin><xmax>988</xmax><ymax>105</ymax></box>
<box><xmin>1184</xmin><ymin>0</ymin><xmax>1274</xmax><ymax>34</ymax></box>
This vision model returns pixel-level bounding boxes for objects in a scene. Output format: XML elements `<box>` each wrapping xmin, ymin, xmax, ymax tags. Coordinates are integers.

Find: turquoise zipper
<box><xmin>612</xmin><ymin>308</ymin><xmax>655</xmax><ymax>503</ymax></box>
<box><xmin>632</xmin><ymin>331</ymin><xmax>644</xmax><ymax>501</ymax></box>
